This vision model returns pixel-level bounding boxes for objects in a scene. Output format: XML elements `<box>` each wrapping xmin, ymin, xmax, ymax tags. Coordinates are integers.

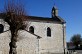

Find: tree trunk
<box><xmin>9</xmin><ymin>29</ymin><xmax>18</xmax><ymax>54</ymax></box>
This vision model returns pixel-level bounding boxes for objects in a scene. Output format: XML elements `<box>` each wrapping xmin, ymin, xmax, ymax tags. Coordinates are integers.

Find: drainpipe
<box><xmin>37</xmin><ymin>39</ymin><xmax>39</xmax><ymax>54</ymax></box>
<box><xmin>37</xmin><ymin>36</ymin><xmax>42</xmax><ymax>54</ymax></box>
<box><xmin>62</xmin><ymin>23</ymin><xmax>66</xmax><ymax>54</ymax></box>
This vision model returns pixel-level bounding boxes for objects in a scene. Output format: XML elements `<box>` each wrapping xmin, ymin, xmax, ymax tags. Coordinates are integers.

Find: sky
<box><xmin>0</xmin><ymin>0</ymin><xmax>82</xmax><ymax>42</ymax></box>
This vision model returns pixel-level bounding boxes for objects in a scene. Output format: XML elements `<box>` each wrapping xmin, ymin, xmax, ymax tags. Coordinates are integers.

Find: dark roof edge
<box><xmin>57</xmin><ymin>16</ymin><xmax>66</xmax><ymax>24</ymax></box>
<box><xmin>0</xmin><ymin>29</ymin><xmax>42</xmax><ymax>39</ymax></box>
<box><xmin>24</xmin><ymin>29</ymin><xmax>42</xmax><ymax>39</ymax></box>
<box><xmin>28</xmin><ymin>15</ymin><xmax>50</xmax><ymax>19</ymax></box>
<box><xmin>28</xmin><ymin>15</ymin><xmax>66</xmax><ymax>24</ymax></box>
<box><xmin>0</xmin><ymin>13</ymin><xmax>66</xmax><ymax>24</ymax></box>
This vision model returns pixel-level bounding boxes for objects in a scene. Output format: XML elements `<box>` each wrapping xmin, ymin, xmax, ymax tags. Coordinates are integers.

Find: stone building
<box><xmin>0</xmin><ymin>6</ymin><xmax>67</xmax><ymax>54</ymax></box>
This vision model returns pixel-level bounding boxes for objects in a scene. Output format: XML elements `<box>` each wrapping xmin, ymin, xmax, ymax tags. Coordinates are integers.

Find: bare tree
<box><xmin>3</xmin><ymin>0</ymin><xmax>27</xmax><ymax>54</ymax></box>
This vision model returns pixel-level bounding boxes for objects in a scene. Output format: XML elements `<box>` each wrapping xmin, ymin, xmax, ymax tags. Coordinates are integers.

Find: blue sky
<box><xmin>0</xmin><ymin>0</ymin><xmax>82</xmax><ymax>42</ymax></box>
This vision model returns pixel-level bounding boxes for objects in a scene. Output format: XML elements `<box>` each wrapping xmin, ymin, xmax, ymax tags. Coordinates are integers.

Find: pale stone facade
<box><xmin>0</xmin><ymin>6</ymin><xmax>67</xmax><ymax>54</ymax></box>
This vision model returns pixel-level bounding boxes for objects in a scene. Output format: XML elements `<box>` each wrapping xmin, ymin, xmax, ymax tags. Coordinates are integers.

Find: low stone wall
<box><xmin>41</xmin><ymin>53</ymin><xmax>64</xmax><ymax>54</ymax></box>
<box><xmin>67</xmin><ymin>50</ymin><xmax>82</xmax><ymax>54</ymax></box>
<box><xmin>0</xmin><ymin>30</ymin><xmax>38</xmax><ymax>54</ymax></box>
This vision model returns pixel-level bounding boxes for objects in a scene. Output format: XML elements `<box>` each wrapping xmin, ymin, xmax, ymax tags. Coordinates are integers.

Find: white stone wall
<box><xmin>26</xmin><ymin>21</ymin><xmax>66</xmax><ymax>54</ymax></box>
<box><xmin>0</xmin><ymin>31</ymin><xmax>10</xmax><ymax>54</ymax></box>
<box><xmin>0</xmin><ymin>18</ymin><xmax>66</xmax><ymax>54</ymax></box>
<box><xmin>0</xmin><ymin>19</ymin><xmax>9</xmax><ymax>31</ymax></box>
<box><xmin>17</xmin><ymin>30</ymin><xmax>39</xmax><ymax>54</ymax></box>
<box><xmin>0</xmin><ymin>30</ymin><xmax>39</xmax><ymax>54</ymax></box>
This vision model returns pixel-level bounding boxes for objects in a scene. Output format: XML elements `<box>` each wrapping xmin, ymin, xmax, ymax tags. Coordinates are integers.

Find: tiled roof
<box><xmin>27</xmin><ymin>16</ymin><xmax>66</xmax><ymax>24</ymax></box>
<box><xmin>0</xmin><ymin>13</ymin><xmax>66</xmax><ymax>24</ymax></box>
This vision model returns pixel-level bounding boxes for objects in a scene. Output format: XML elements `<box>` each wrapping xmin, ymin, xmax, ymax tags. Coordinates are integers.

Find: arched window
<box><xmin>47</xmin><ymin>27</ymin><xmax>51</xmax><ymax>37</ymax></box>
<box><xmin>0</xmin><ymin>24</ymin><xmax>4</xmax><ymax>33</ymax></box>
<box><xmin>29</xmin><ymin>26</ymin><xmax>34</xmax><ymax>34</ymax></box>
